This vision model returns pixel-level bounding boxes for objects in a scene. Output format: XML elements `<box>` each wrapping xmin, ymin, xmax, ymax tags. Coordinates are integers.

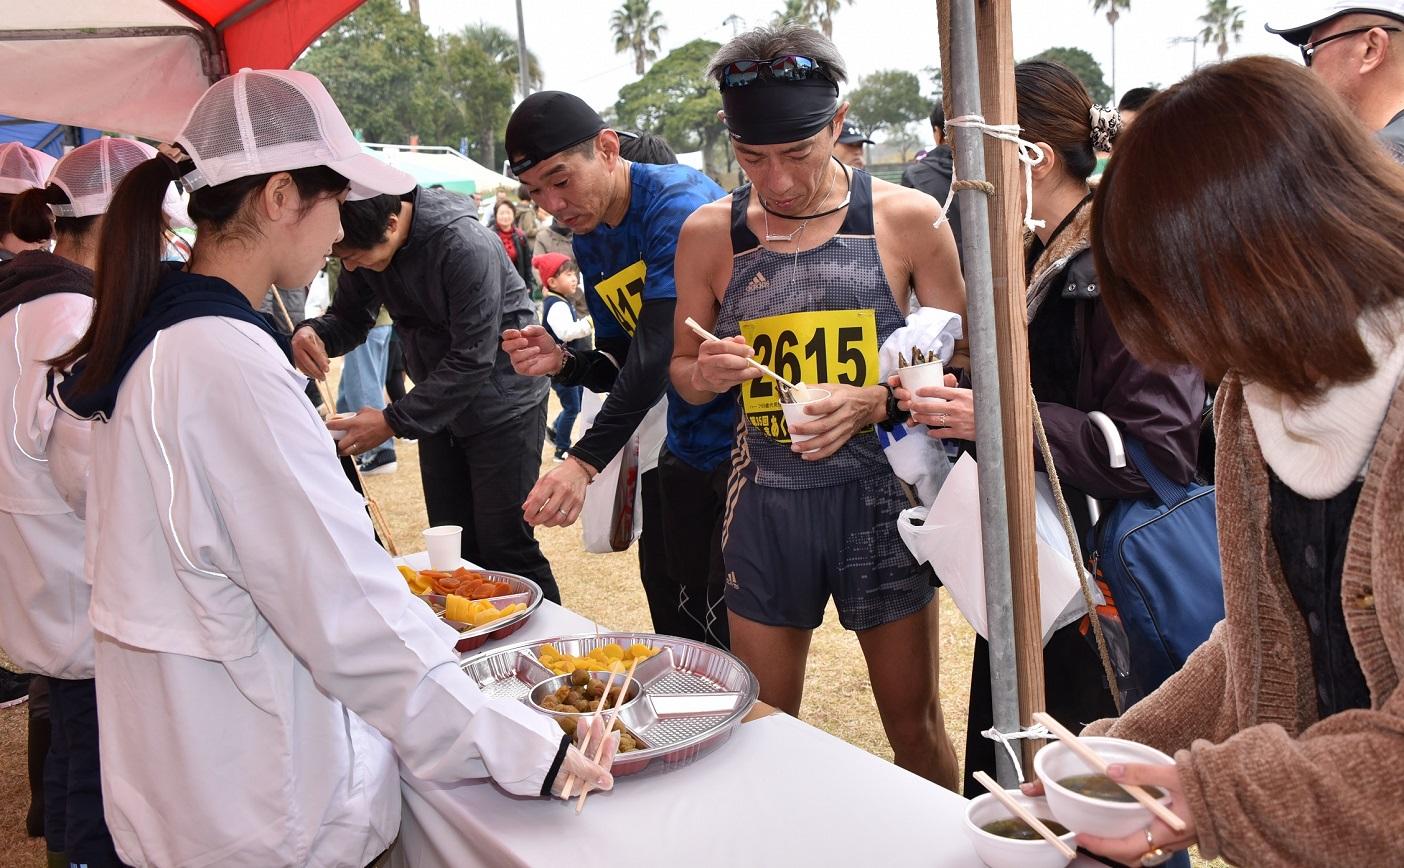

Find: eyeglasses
<box><xmin>1300</xmin><ymin>25</ymin><xmax>1401</xmax><ymax>67</ymax></box>
<box><xmin>720</xmin><ymin>55</ymin><xmax>830</xmax><ymax>89</ymax></box>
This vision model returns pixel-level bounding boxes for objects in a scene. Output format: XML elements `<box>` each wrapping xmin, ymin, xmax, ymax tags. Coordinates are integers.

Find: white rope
<box><xmin>981</xmin><ymin>723</ymin><xmax>1056</xmax><ymax>782</ymax></box>
<box><xmin>933</xmin><ymin>114</ymin><xmax>1047</xmax><ymax>235</ymax></box>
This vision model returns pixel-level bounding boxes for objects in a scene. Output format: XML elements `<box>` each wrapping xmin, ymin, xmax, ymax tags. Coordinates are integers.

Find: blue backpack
<box><xmin>1091</xmin><ymin>437</ymin><xmax>1225</xmax><ymax>699</ymax></box>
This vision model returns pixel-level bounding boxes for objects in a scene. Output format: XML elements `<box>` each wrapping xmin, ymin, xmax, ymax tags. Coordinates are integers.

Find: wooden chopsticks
<box><xmin>971</xmin><ymin>770</ymin><xmax>1076</xmax><ymax>859</ymax></box>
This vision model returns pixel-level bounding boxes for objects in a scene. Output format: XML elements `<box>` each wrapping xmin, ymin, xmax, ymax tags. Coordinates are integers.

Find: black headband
<box><xmin>721</xmin><ymin>78</ymin><xmax>840</xmax><ymax>146</ymax></box>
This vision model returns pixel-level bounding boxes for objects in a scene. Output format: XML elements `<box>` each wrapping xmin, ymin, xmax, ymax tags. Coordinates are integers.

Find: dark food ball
<box><xmin>571</xmin><ymin>670</ymin><xmax>590</xmax><ymax>687</ymax></box>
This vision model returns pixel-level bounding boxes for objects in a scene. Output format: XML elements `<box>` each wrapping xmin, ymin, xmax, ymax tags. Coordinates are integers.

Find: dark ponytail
<box><xmin>9</xmin><ymin>187</ymin><xmax>55</xmax><ymax>243</ymax></box>
<box><xmin>49</xmin><ymin>157</ymin><xmax>175</xmax><ymax>384</ymax></box>
<box><xmin>9</xmin><ymin>185</ymin><xmax>99</xmax><ymax>245</ymax></box>
<box><xmin>50</xmin><ymin>158</ymin><xmax>348</xmax><ymax>393</ymax></box>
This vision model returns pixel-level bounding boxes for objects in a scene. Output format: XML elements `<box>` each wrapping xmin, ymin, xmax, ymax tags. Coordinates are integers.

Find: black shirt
<box><xmin>1268</xmin><ymin>471</ymin><xmax>1372</xmax><ymax>718</ymax></box>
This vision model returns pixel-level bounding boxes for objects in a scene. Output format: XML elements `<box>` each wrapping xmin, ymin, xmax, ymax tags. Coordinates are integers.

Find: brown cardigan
<box><xmin>1084</xmin><ymin>373</ymin><xmax>1404</xmax><ymax>865</ymax></box>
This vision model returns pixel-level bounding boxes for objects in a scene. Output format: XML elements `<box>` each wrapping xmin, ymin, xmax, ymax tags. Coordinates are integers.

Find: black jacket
<box><xmin>301</xmin><ymin>187</ymin><xmax>546</xmax><ymax>439</ymax></box>
<box><xmin>0</xmin><ymin>250</ymin><xmax>93</xmax><ymax>318</ymax></box>
<box><xmin>493</xmin><ymin>224</ymin><xmax>534</xmax><ymax>291</ymax></box>
<box><xmin>901</xmin><ymin>144</ymin><xmax>963</xmax><ymax>255</ymax></box>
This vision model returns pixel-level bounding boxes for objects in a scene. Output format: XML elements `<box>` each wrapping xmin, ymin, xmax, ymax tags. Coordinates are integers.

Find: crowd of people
<box><xmin>1</xmin><ymin>3</ymin><xmax>1402</xmax><ymax>865</ymax></box>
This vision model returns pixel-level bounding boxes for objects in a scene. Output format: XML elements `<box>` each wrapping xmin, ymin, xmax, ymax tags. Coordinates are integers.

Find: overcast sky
<box><xmin>417</xmin><ymin>0</ymin><xmax>1303</xmax><ymax>115</ymax></box>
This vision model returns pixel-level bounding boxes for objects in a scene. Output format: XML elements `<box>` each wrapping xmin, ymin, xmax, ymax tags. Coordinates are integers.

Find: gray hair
<box><xmin>706</xmin><ymin>24</ymin><xmax>848</xmax><ymax>87</ymax></box>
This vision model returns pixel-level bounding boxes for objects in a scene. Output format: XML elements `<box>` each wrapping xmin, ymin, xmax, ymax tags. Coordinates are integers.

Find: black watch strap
<box><xmin>880</xmin><ymin>382</ymin><xmax>911</xmax><ymax>426</ymax></box>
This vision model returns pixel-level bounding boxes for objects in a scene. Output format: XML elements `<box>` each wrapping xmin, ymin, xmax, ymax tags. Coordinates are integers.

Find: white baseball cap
<box><xmin>176</xmin><ymin>68</ymin><xmax>415</xmax><ymax>201</ymax></box>
<box><xmin>0</xmin><ymin>142</ymin><xmax>57</xmax><ymax>196</ymax></box>
<box><xmin>46</xmin><ymin>137</ymin><xmax>192</xmax><ymax>229</ymax></box>
<box><xmin>1266</xmin><ymin>2</ymin><xmax>1404</xmax><ymax>45</ymax></box>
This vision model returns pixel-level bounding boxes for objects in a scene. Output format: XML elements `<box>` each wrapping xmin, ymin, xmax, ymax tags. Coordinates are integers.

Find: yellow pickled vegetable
<box><xmin>399</xmin><ymin>565</ymin><xmax>431</xmax><ymax>595</ymax></box>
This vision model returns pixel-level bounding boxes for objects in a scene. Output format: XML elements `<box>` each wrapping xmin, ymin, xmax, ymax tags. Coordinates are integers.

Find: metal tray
<box><xmin>462</xmin><ymin>633</ymin><xmax>759</xmax><ymax>776</ymax></box>
<box><xmin>416</xmin><ymin>570</ymin><xmax>543</xmax><ymax>653</ymax></box>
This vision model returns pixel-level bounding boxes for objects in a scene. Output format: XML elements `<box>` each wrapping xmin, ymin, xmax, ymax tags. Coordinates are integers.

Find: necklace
<box><xmin>760</xmin><ymin>158</ymin><xmax>850</xmax><ymax>242</ymax></box>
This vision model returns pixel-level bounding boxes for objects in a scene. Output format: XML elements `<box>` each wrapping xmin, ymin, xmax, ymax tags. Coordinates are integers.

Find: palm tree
<box><xmin>1199</xmin><ymin>0</ymin><xmax>1246</xmax><ymax>62</ymax></box>
<box><xmin>801</xmin><ymin>0</ymin><xmax>854</xmax><ymax>39</ymax></box>
<box><xmin>1090</xmin><ymin>0</ymin><xmax>1130</xmax><ymax>98</ymax></box>
<box><xmin>459</xmin><ymin>22</ymin><xmax>542</xmax><ymax>94</ymax></box>
<box><xmin>611</xmin><ymin>0</ymin><xmax>667</xmax><ymax>76</ymax></box>
<box><xmin>772</xmin><ymin>0</ymin><xmax>814</xmax><ymax>28</ymax></box>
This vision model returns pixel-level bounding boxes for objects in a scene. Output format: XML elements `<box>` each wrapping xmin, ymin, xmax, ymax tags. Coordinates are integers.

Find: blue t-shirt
<box><xmin>573</xmin><ymin>162</ymin><xmax>735</xmax><ymax>472</ymax></box>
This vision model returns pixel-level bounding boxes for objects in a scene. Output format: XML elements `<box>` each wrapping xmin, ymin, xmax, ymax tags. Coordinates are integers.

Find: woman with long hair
<box><xmin>1026</xmin><ymin>55</ymin><xmax>1404</xmax><ymax>867</ymax></box>
<box><xmin>0</xmin><ymin>137</ymin><xmax>159</xmax><ymax>868</ymax></box>
<box><xmin>896</xmin><ymin>60</ymin><xmax>1206</xmax><ymax>794</ymax></box>
<box><xmin>50</xmin><ymin>70</ymin><xmax>613</xmax><ymax>867</ymax></box>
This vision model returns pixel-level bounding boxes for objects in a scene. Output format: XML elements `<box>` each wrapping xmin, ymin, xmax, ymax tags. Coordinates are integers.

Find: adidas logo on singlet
<box><xmin>746</xmin><ymin>272</ymin><xmax>769</xmax><ymax>292</ymax></box>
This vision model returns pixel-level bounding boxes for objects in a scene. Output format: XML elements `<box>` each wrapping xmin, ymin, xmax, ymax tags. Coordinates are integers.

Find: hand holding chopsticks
<box><xmin>576</xmin><ymin>657</ymin><xmax>639</xmax><ymax>813</ymax></box>
<box><xmin>559</xmin><ymin>666</ymin><xmax>623</xmax><ymax>800</ymax></box>
<box><xmin>1032</xmin><ymin>712</ymin><xmax>1188</xmax><ymax>833</ymax></box>
<box><xmin>683</xmin><ymin>317</ymin><xmax>799</xmax><ymax>396</ymax></box>
<box><xmin>971</xmin><ymin>770</ymin><xmax>1076</xmax><ymax>859</ymax></box>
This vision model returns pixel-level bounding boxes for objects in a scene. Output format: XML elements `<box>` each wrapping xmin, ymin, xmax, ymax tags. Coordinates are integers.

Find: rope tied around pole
<box><xmin>933</xmin><ymin>114</ymin><xmax>1047</xmax><ymax>236</ymax></box>
<box><xmin>981</xmin><ymin>723</ymin><xmax>1055</xmax><ymax>782</ymax></box>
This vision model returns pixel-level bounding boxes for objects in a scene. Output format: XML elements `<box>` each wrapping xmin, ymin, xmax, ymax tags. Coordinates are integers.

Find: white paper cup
<box><xmin>422</xmin><ymin>526</ymin><xmax>463</xmax><ymax>571</ymax></box>
<box><xmin>327</xmin><ymin>412</ymin><xmax>356</xmax><ymax>441</ymax></box>
<box><xmin>897</xmin><ymin>360</ymin><xmax>945</xmax><ymax>394</ymax></box>
<box><xmin>781</xmin><ymin>388</ymin><xmax>832</xmax><ymax>447</ymax></box>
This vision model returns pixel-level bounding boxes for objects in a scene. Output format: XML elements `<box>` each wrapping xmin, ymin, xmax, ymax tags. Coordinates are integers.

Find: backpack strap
<box><xmin>1124</xmin><ymin>436</ymin><xmax>1194</xmax><ymax>508</ymax></box>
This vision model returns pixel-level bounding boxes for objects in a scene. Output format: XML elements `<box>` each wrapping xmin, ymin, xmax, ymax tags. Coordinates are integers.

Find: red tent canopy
<box><xmin>0</xmin><ymin>0</ymin><xmax>366</xmax><ymax>141</ymax></box>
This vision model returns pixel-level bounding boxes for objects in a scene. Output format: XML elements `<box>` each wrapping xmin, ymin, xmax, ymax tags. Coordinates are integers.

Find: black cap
<box><xmin>505</xmin><ymin>91</ymin><xmax>608</xmax><ymax>176</ymax></box>
<box><xmin>837</xmin><ymin>122</ymin><xmax>874</xmax><ymax>145</ymax></box>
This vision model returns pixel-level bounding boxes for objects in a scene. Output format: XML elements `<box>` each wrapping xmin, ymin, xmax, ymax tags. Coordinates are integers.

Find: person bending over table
<box><xmin>1026</xmin><ymin>57</ymin><xmax>1404</xmax><ymax>868</ymax></box>
<box><xmin>501</xmin><ymin>91</ymin><xmax>736</xmax><ymax>648</ymax></box>
<box><xmin>670</xmin><ymin>24</ymin><xmax>967</xmax><ymax>790</ymax></box>
<box><xmin>293</xmin><ymin>185</ymin><xmax>560</xmax><ymax>603</ymax></box>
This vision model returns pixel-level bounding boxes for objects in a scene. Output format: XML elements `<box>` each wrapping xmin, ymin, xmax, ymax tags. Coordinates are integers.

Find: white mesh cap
<box><xmin>176</xmin><ymin>69</ymin><xmax>415</xmax><ymax>201</ymax></box>
<box><xmin>49</xmin><ymin>138</ymin><xmax>158</xmax><ymax>218</ymax></box>
<box><xmin>0</xmin><ymin>143</ymin><xmax>58</xmax><ymax>195</ymax></box>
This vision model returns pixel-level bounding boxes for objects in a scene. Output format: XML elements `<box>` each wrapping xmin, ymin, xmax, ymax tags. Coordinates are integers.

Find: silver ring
<box><xmin>1145</xmin><ymin>828</ymin><xmax>1155</xmax><ymax>849</ymax></box>
<box><xmin>935</xmin><ymin>413</ymin><xmax>949</xmax><ymax>425</ymax></box>
<box><xmin>558</xmin><ymin>508</ymin><xmax>568</xmax><ymax>515</ymax></box>
<box><xmin>1140</xmin><ymin>848</ymin><xmax>1172</xmax><ymax>867</ymax></box>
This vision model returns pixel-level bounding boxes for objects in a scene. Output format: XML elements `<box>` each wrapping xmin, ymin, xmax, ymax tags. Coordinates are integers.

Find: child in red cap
<box><xmin>534</xmin><ymin>253</ymin><xmax>592</xmax><ymax>462</ymax></box>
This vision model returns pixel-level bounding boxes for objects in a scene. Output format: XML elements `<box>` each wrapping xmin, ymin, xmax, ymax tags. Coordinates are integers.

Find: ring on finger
<box><xmin>1140</xmin><ymin>827</ymin><xmax>1173</xmax><ymax>867</ymax></box>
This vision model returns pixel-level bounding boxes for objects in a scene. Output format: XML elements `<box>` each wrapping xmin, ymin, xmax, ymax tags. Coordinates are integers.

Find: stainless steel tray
<box><xmin>418</xmin><ymin>570</ymin><xmax>543</xmax><ymax>653</ymax></box>
<box><xmin>462</xmin><ymin>633</ymin><xmax>759</xmax><ymax>776</ymax></box>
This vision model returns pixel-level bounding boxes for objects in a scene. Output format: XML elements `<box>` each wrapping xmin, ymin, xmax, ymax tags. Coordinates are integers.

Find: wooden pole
<box><xmin>973</xmin><ymin>0</ymin><xmax>1046</xmax><ymax>774</ymax></box>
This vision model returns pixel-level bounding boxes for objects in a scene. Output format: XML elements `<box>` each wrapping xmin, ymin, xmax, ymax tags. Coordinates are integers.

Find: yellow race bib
<box><xmin>594</xmin><ymin>260</ymin><xmax>646</xmax><ymax>336</ymax></box>
<box><xmin>739</xmin><ymin>309</ymin><xmax>879</xmax><ymax>444</ymax></box>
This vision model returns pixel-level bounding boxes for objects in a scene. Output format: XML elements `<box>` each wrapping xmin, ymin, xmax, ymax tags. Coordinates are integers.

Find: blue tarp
<box><xmin>0</xmin><ymin>116</ymin><xmax>99</xmax><ymax>157</ymax></box>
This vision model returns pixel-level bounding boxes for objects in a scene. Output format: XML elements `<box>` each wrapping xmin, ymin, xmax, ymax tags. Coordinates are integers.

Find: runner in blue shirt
<box><xmin>502</xmin><ymin>92</ymin><xmax>735</xmax><ymax>647</ymax></box>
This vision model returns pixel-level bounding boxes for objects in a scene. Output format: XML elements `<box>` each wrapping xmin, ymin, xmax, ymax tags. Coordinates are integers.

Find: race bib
<box><xmin>594</xmin><ymin>260</ymin><xmax>646</xmax><ymax>336</ymax></box>
<box><xmin>739</xmin><ymin>309</ymin><xmax>878</xmax><ymax>444</ymax></box>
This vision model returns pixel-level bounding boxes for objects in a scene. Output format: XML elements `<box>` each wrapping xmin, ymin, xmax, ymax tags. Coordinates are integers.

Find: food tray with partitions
<box><xmin>418</xmin><ymin>570</ymin><xmax>543</xmax><ymax>653</ymax></box>
<box><xmin>461</xmin><ymin>633</ymin><xmax>759</xmax><ymax>776</ymax></box>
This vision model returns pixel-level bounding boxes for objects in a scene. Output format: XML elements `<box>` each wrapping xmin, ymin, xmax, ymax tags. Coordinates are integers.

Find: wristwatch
<box><xmin>879</xmin><ymin>382</ymin><xmax>910</xmax><ymax>426</ymax></box>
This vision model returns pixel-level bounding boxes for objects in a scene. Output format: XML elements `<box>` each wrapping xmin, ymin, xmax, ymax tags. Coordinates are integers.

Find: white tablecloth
<box><xmin>391</xmin><ymin>556</ymin><xmax>1098</xmax><ymax>868</ymax></box>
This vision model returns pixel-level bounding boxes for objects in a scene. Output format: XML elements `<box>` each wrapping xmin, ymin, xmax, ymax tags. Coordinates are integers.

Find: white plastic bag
<box><xmin>876</xmin><ymin>307</ymin><xmax>964</xmax><ymax>506</ymax></box>
<box><xmin>897</xmin><ymin>454</ymin><xmax>1096</xmax><ymax>643</ymax></box>
<box><xmin>578</xmin><ymin>396</ymin><xmax>665</xmax><ymax>553</ymax></box>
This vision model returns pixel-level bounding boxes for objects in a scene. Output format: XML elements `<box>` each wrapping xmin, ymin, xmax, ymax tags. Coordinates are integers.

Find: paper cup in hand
<box><xmin>781</xmin><ymin>389</ymin><xmax>832</xmax><ymax>448</ymax></box>
<box><xmin>327</xmin><ymin>412</ymin><xmax>356</xmax><ymax>441</ymax></box>
<box><xmin>422</xmin><ymin>526</ymin><xmax>463</xmax><ymax>571</ymax></box>
<box><xmin>898</xmin><ymin>360</ymin><xmax>945</xmax><ymax>395</ymax></box>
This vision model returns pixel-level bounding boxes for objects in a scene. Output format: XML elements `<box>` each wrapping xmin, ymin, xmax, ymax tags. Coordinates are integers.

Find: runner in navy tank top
<box><xmin>670</xmin><ymin>25</ymin><xmax>967</xmax><ymax>790</ymax></box>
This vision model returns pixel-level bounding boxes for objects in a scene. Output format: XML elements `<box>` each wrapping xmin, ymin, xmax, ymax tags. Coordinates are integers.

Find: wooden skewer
<box><xmin>560</xmin><ymin>665</ymin><xmax>624</xmax><ymax>800</ymax></box>
<box><xmin>576</xmin><ymin>656</ymin><xmax>640</xmax><ymax>813</ymax></box>
<box><xmin>1032</xmin><ymin>712</ymin><xmax>1187</xmax><ymax>832</ymax></box>
<box><xmin>971</xmin><ymin>771</ymin><xmax>1076</xmax><ymax>859</ymax></box>
<box><xmin>683</xmin><ymin>317</ymin><xmax>798</xmax><ymax>391</ymax></box>
<box><xmin>268</xmin><ymin>286</ymin><xmax>400</xmax><ymax>556</ymax></box>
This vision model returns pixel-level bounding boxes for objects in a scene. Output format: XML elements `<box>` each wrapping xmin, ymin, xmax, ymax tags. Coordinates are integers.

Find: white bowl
<box><xmin>1034</xmin><ymin>736</ymin><xmax>1176</xmax><ymax>839</ymax></box>
<box><xmin>963</xmin><ymin>790</ymin><xmax>1076</xmax><ymax>868</ymax></box>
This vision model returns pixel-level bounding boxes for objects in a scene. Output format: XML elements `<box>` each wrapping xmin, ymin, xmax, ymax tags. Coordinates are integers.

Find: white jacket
<box><xmin>83</xmin><ymin>316</ymin><xmax>564</xmax><ymax>868</ymax></box>
<box><xmin>0</xmin><ymin>294</ymin><xmax>95</xmax><ymax>679</ymax></box>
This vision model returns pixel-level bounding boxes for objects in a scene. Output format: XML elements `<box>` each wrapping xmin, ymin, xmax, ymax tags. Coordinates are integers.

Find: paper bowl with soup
<box><xmin>1034</xmin><ymin>736</ymin><xmax>1177</xmax><ymax>838</ymax></box>
<box><xmin>963</xmin><ymin>789</ymin><xmax>1076</xmax><ymax>868</ymax></box>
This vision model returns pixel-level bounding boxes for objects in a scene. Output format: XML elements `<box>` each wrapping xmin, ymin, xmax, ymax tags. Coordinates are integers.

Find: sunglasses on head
<box><xmin>1300</xmin><ymin>24</ymin><xmax>1401</xmax><ymax>66</ymax></box>
<box><xmin>720</xmin><ymin>55</ymin><xmax>830</xmax><ymax>89</ymax></box>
